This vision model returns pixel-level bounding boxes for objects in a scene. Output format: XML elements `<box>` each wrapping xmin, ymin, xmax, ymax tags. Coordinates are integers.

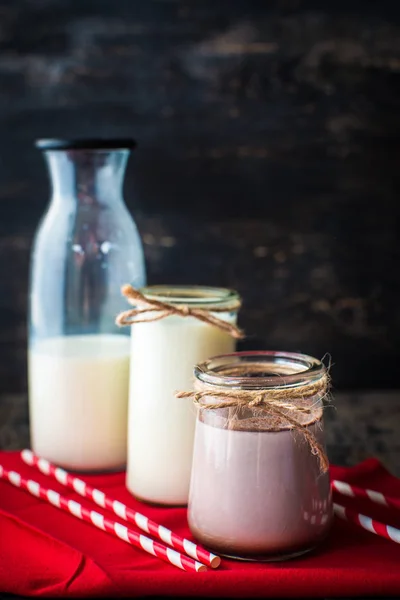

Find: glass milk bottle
<box><xmin>28</xmin><ymin>138</ymin><xmax>146</xmax><ymax>472</ymax></box>
<box><xmin>188</xmin><ymin>351</ymin><xmax>333</xmax><ymax>561</ymax></box>
<box><xmin>120</xmin><ymin>285</ymin><xmax>241</xmax><ymax>505</ymax></box>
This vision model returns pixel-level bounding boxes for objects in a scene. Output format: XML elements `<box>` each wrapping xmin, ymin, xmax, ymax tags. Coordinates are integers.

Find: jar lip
<box><xmin>140</xmin><ymin>285</ymin><xmax>240</xmax><ymax>309</ymax></box>
<box><xmin>34</xmin><ymin>138</ymin><xmax>137</xmax><ymax>151</ymax></box>
<box><xmin>195</xmin><ymin>351</ymin><xmax>326</xmax><ymax>389</ymax></box>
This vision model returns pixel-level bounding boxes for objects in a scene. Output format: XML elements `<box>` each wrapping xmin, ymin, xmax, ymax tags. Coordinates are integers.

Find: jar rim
<box><xmin>140</xmin><ymin>285</ymin><xmax>241</xmax><ymax>310</ymax></box>
<box><xmin>195</xmin><ymin>351</ymin><xmax>326</xmax><ymax>389</ymax></box>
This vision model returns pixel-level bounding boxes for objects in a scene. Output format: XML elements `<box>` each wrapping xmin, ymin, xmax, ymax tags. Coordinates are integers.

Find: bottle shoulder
<box><xmin>32</xmin><ymin>200</ymin><xmax>142</xmax><ymax>246</ymax></box>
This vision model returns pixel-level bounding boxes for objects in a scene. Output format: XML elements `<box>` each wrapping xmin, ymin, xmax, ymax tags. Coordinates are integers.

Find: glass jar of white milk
<box><xmin>121</xmin><ymin>285</ymin><xmax>241</xmax><ymax>506</ymax></box>
<box><xmin>29</xmin><ymin>138</ymin><xmax>146</xmax><ymax>472</ymax></box>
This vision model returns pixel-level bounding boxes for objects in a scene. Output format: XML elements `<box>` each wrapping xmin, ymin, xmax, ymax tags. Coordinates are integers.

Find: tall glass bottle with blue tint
<box><xmin>29</xmin><ymin>139</ymin><xmax>146</xmax><ymax>472</ymax></box>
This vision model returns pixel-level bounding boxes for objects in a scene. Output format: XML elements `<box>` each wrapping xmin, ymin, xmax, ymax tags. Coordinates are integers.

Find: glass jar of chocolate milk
<box><xmin>188</xmin><ymin>351</ymin><xmax>333</xmax><ymax>561</ymax></box>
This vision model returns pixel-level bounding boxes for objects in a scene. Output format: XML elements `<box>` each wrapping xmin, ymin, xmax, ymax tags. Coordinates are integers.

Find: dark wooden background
<box><xmin>0</xmin><ymin>0</ymin><xmax>399</xmax><ymax>393</ymax></box>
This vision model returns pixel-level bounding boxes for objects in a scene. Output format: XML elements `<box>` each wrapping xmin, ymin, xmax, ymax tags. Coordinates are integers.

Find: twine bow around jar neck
<box><xmin>176</xmin><ymin>367</ymin><xmax>331</xmax><ymax>473</ymax></box>
<box><xmin>115</xmin><ymin>284</ymin><xmax>244</xmax><ymax>339</ymax></box>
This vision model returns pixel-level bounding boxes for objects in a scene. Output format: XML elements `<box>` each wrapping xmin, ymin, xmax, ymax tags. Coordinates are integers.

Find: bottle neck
<box><xmin>44</xmin><ymin>149</ymin><xmax>129</xmax><ymax>205</ymax></box>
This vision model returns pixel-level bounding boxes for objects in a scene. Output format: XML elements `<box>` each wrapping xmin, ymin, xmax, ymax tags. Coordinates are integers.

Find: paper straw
<box><xmin>334</xmin><ymin>502</ymin><xmax>400</xmax><ymax>545</ymax></box>
<box><xmin>332</xmin><ymin>479</ymin><xmax>400</xmax><ymax>511</ymax></box>
<box><xmin>21</xmin><ymin>449</ymin><xmax>220</xmax><ymax>569</ymax></box>
<box><xmin>0</xmin><ymin>464</ymin><xmax>207</xmax><ymax>573</ymax></box>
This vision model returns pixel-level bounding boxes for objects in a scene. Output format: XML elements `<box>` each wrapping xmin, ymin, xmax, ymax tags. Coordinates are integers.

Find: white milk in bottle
<box><xmin>29</xmin><ymin>334</ymin><xmax>130</xmax><ymax>471</ymax></box>
<box><xmin>29</xmin><ymin>138</ymin><xmax>146</xmax><ymax>472</ymax></box>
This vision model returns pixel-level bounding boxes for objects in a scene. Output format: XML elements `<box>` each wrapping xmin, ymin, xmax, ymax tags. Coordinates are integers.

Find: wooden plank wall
<box><xmin>0</xmin><ymin>0</ymin><xmax>399</xmax><ymax>391</ymax></box>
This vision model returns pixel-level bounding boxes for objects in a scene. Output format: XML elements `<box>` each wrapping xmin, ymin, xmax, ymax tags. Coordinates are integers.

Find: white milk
<box><xmin>28</xmin><ymin>334</ymin><xmax>130</xmax><ymax>472</ymax></box>
<box><xmin>126</xmin><ymin>315</ymin><xmax>236</xmax><ymax>506</ymax></box>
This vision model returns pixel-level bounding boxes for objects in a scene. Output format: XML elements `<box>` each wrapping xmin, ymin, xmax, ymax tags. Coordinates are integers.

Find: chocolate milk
<box><xmin>188</xmin><ymin>413</ymin><xmax>332</xmax><ymax>560</ymax></box>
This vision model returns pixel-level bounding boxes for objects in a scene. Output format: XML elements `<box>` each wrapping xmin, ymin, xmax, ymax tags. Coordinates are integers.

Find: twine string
<box><xmin>116</xmin><ymin>284</ymin><xmax>244</xmax><ymax>339</ymax></box>
<box><xmin>176</xmin><ymin>373</ymin><xmax>330</xmax><ymax>473</ymax></box>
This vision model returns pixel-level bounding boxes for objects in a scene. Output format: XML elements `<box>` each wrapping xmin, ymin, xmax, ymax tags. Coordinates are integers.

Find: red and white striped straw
<box><xmin>0</xmin><ymin>464</ymin><xmax>207</xmax><ymax>573</ymax></box>
<box><xmin>332</xmin><ymin>479</ymin><xmax>400</xmax><ymax>511</ymax></box>
<box><xmin>21</xmin><ymin>449</ymin><xmax>220</xmax><ymax>568</ymax></box>
<box><xmin>334</xmin><ymin>502</ymin><xmax>400</xmax><ymax>545</ymax></box>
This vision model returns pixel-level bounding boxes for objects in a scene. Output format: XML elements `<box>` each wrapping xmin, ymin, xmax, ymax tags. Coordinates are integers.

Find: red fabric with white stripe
<box><xmin>0</xmin><ymin>465</ymin><xmax>205</xmax><ymax>573</ymax></box>
<box><xmin>1</xmin><ymin>451</ymin><xmax>400</xmax><ymax>598</ymax></box>
<box><xmin>333</xmin><ymin>478</ymin><xmax>400</xmax><ymax>511</ymax></box>
<box><xmin>333</xmin><ymin>502</ymin><xmax>400</xmax><ymax>545</ymax></box>
<box><xmin>21</xmin><ymin>449</ymin><xmax>218</xmax><ymax>568</ymax></box>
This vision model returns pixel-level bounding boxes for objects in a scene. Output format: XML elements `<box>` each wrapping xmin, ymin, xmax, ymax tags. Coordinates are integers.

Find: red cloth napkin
<box><xmin>1</xmin><ymin>451</ymin><xmax>400</xmax><ymax>598</ymax></box>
